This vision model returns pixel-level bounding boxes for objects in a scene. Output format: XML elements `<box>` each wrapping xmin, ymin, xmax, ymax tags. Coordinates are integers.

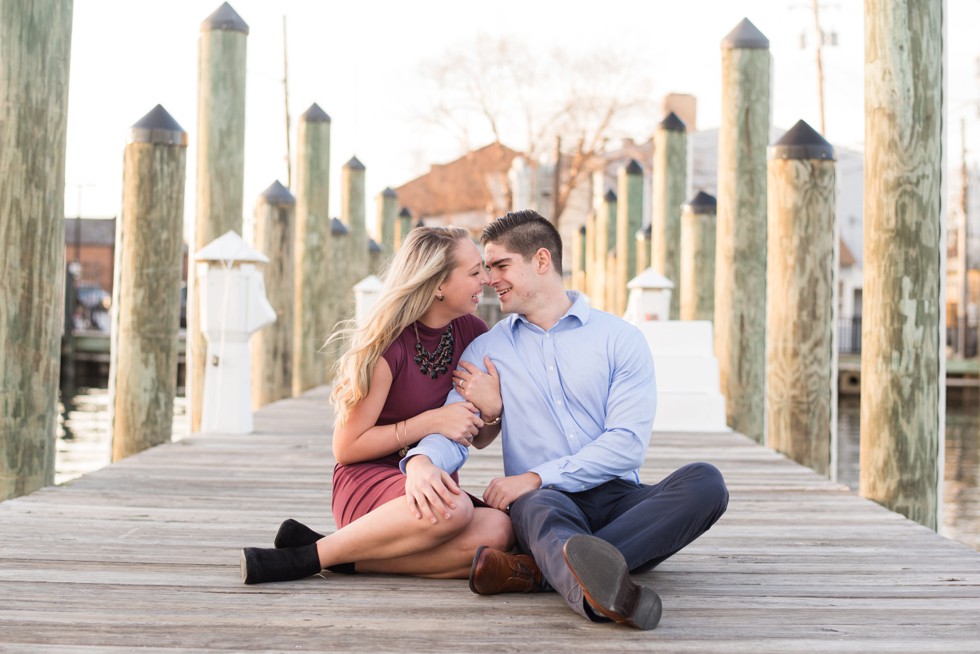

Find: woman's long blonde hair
<box><xmin>329</xmin><ymin>225</ymin><xmax>471</xmax><ymax>425</ymax></box>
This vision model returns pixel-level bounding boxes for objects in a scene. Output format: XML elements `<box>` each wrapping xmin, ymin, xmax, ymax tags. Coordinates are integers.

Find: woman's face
<box><xmin>437</xmin><ymin>238</ymin><xmax>489</xmax><ymax>317</ymax></box>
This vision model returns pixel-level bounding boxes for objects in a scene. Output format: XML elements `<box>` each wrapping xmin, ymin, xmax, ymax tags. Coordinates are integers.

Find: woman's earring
<box><xmin>436</xmin><ymin>293</ymin><xmax>445</xmax><ymax>302</ymax></box>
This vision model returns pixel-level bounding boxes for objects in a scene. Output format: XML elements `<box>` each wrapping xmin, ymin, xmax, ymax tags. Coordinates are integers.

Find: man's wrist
<box><xmin>404</xmin><ymin>454</ymin><xmax>432</xmax><ymax>472</ymax></box>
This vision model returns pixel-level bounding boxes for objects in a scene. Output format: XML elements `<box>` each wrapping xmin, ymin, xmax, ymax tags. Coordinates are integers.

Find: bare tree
<box><xmin>417</xmin><ymin>35</ymin><xmax>655</xmax><ymax>228</ymax></box>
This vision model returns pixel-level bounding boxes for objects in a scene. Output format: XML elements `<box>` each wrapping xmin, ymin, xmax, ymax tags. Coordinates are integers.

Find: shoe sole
<box><xmin>240</xmin><ymin>549</ymin><xmax>250</xmax><ymax>584</ymax></box>
<box><xmin>562</xmin><ymin>535</ymin><xmax>662</xmax><ymax>630</ymax></box>
<box><xmin>468</xmin><ymin>545</ymin><xmax>489</xmax><ymax>594</ymax></box>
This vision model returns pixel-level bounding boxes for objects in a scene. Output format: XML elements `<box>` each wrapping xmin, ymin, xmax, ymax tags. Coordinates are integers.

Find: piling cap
<box><xmin>603</xmin><ymin>189</ymin><xmax>617</xmax><ymax>203</ymax></box>
<box><xmin>300</xmin><ymin>103</ymin><xmax>331</xmax><ymax>123</ymax></box>
<box><xmin>659</xmin><ymin>112</ymin><xmax>687</xmax><ymax>133</ymax></box>
<box><xmin>579</xmin><ymin>225</ymin><xmax>587</xmax><ymax>235</ymax></box>
<box><xmin>638</xmin><ymin>223</ymin><xmax>652</xmax><ymax>238</ymax></box>
<box><xmin>331</xmin><ymin>217</ymin><xmax>349</xmax><ymax>236</ymax></box>
<box><xmin>201</xmin><ymin>3</ymin><xmax>249</xmax><ymax>34</ymax></box>
<box><xmin>129</xmin><ymin>105</ymin><xmax>188</xmax><ymax>146</ymax></box>
<box><xmin>684</xmin><ymin>191</ymin><xmax>718</xmax><ymax>214</ymax></box>
<box><xmin>368</xmin><ymin>238</ymin><xmax>382</xmax><ymax>253</ymax></box>
<box><xmin>769</xmin><ymin>120</ymin><xmax>835</xmax><ymax>161</ymax></box>
<box><xmin>260</xmin><ymin>180</ymin><xmax>295</xmax><ymax>205</ymax></box>
<box><xmin>625</xmin><ymin>159</ymin><xmax>643</xmax><ymax>175</ymax></box>
<box><xmin>399</xmin><ymin>207</ymin><xmax>413</xmax><ymax>218</ymax></box>
<box><xmin>344</xmin><ymin>155</ymin><xmax>366</xmax><ymax>171</ymax></box>
<box><xmin>722</xmin><ymin>18</ymin><xmax>769</xmax><ymax>49</ymax></box>
<box><xmin>415</xmin><ymin>219</ymin><xmax>426</xmax><ymax>228</ymax></box>
<box><xmin>381</xmin><ymin>187</ymin><xmax>397</xmax><ymax>199</ymax></box>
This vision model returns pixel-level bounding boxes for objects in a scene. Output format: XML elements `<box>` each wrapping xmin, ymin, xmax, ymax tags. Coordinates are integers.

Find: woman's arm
<box><xmin>333</xmin><ymin>359</ymin><xmax>485</xmax><ymax>465</ymax></box>
<box><xmin>452</xmin><ymin>356</ymin><xmax>502</xmax><ymax>449</ymax></box>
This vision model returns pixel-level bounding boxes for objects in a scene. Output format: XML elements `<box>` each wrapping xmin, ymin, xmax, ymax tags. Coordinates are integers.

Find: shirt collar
<box><xmin>509</xmin><ymin>290</ymin><xmax>591</xmax><ymax>333</ymax></box>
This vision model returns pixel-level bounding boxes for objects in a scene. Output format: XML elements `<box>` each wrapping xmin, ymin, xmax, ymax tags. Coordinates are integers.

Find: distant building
<box><xmin>64</xmin><ymin>217</ymin><xmax>115</xmax><ymax>292</ymax></box>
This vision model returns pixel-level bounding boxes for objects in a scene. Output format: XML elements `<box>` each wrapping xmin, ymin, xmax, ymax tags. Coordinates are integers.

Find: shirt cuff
<box><xmin>530</xmin><ymin>462</ymin><xmax>562</xmax><ymax>489</ymax></box>
<box><xmin>398</xmin><ymin>436</ymin><xmax>466</xmax><ymax>475</ymax></box>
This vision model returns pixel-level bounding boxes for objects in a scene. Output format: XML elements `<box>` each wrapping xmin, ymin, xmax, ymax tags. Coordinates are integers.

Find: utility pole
<box><xmin>282</xmin><ymin>16</ymin><xmax>292</xmax><ymax>188</ymax></box>
<box><xmin>812</xmin><ymin>0</ymin><xmax>827</xmax><ymax>134</ymax></box>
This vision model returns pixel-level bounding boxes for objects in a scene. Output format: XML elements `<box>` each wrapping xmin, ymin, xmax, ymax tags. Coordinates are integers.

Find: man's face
<box><xmin>484</xmin><ymin>241</ymin><xmax>537</xmax><ymax>315</ymax></box>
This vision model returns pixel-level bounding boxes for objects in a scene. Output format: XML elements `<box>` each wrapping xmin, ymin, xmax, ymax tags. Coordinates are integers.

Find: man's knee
<box><xmin>684</xmin><ymin>462</ymin><xmax>729</xmax><ymax>515</ymax></box>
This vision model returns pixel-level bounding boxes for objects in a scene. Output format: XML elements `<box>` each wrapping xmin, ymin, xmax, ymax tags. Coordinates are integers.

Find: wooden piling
<box><xmin>592</xmin><ymin>190</ymin><xmax>617</xmax><ymax>312</ymax></box>
<box><xmin>377</xmin><ymin>187</ymin><xmax>397</xmax><ymax>259</ymax></box>
<box><xmin>0</xmin><ymin>0</ymin><xmax>73</xmax><ymax>500</ymax></box>
<box><xmin>861</xmin><ymin>0</ymin><xmax>944</xmax><ymax>529</ymax></box>
<box><xmin>368</xmin><ymin>239</ymin><xmax>383</xmax><ymax>275</ymax></box>
<box><xmin>292</xmin><ymin>102</ymin><xmax>331</xmax><ymax>394</ymax></box>
<box><xmin>396</xmin><ymin>207</ymin><xmax>413</xmax><ymax>251</ymax></box>
<box><xmin>679</xmin><ymin>191</ymin><xmax>717</xmax><ymax>321</ymax></box>
<box><xmin>110</xmin><ymin>106</ymin><xmax>188</xmax><ymax>462</ymax></box>
<box><xmin>572</xmin><ymin>226</ymin><xmax>587</xmax><ymax>292</ymax></box>
<box><xmin>715</xmin><ymin>18</ymin><xmax>770</xmax><ymax>442</ymax></box>
<box><xmin>190</xmin><ymin>2</ymin><xmax>248</xmax><ymax>431</ymax></box>
<box><xmin>766</xmin><ymin>120</ymin><xmax>837</xmax><ymax>477</ymax></box>
<box><xmin>615</xmin><ymin>160</ymin><xmax>644</xmax><ymax>315</ymax></box>
<box><xmin>585</xmin><ymin>210</ymin><xmax>597</xmax><ymax>301</ymax></box>
<box><xmin>636</xmin><ymin>224</ymin><xmax>651</xmax><ymax>275</ymax></box>
<box><xmin>331</xmin><ymin>217</ymin><xmax>351</xmax><ymax>320</ymax></box>
<box><xmin>251</xmin><ymin>181</ymin><xmax>295</xmax><ymax>409</ymax></box>
<box><xmin>343</xmin><ymin>156</ymin><xmax>368</xmax><ymax>312</ymax></box>
<box><xmin>652</xmin><ymin>112</ymin><xmax>688</xmax><ymax>320</ymax></box>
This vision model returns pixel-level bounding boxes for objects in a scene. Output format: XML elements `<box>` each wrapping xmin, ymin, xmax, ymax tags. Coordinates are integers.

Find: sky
<box><xmin>64</xmin><ymin>0</ymin><xmax>980</xmax><ymax>240</ymax></box>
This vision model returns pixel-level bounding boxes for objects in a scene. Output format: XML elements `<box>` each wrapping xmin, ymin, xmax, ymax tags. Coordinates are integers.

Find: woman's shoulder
<box><xmin>453</xmin><ymin>313</ymin><xmax>488</xmax><ymax>344</ymax></box>
<box><xmin>381</xmin><ymin>327</ymin><xmax>412</xmax><ymax>375</ymax></box>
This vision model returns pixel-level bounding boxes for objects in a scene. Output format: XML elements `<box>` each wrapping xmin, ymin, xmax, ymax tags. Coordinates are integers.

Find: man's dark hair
<box><xmin>481</xmin><ymin>210</ymin><xmax>564</xmax><ymax>275</ymax></box>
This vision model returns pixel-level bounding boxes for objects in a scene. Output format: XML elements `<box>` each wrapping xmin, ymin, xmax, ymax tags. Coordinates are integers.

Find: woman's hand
<box><xmin>424</xmin><ymin>402</ymin><xmax>483</xmax><ymax>446</ymax></box>
<box><xmin>404</xmin><ymin>455</ymin><xmax>462</xmax><ymax>523</ymax></box>
<box><xmin>452</xmin><ymin>356</ymin><xmax>502</xmax><ymax>421</ymax></box>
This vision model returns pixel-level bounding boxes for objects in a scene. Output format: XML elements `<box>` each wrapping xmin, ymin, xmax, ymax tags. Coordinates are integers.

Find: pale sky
<box><xmin>64</xmin><ymin>0</ymin><xmax>978</xmax><ymax>239</ymax></box>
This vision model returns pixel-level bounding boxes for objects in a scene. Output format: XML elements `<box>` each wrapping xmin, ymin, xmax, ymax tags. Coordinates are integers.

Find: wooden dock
<box><xmin>1</xmin><ymin>386</ymin><xmax>978</xmax><ymax>652</ymax></box>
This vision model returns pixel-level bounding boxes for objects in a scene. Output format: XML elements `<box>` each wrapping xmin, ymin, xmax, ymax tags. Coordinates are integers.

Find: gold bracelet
<box><xmin>483</xmin><ymin>413</ymin><xmax>502</xmax><ymax>426</ymax></box>
<box><xmin>394</xmin><ymin>421</ymin><xmax>404</xmax><ymax>448</ymax></box>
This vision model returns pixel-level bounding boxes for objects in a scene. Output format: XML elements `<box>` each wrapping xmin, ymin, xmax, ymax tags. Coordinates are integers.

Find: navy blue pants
<box><xmin>509</xmin><ymin>462</ymin><xmax>729</xmax><ymax>619</ymax></box>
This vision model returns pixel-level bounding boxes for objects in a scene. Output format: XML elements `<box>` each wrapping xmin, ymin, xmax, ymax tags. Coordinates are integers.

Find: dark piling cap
<box><xmin>638</xmin><ymin>223</ymin><xmax>652</xmax><ymax>238</ymax></box>
<box><xmin>604</xmin><ymin>189</ymin><xmax>617</xmax><ymax>203</ymax></box>
<box><xmin>683</xmin><ymin>191</ymin><xmax>717</xmax><ymax>214</ymax></box>
<box><xmin>201</xmin><ymin>3</ymin><xmax>249</xmax><ymax>34</ymax></box>
<box><xmin>769</xmin><ymin>120</ymin><xmax>835</xmax><ymax>161</ymax></box>
<box><xmin>722</xmin><ymin>18</ymin><xmax>769</xmax><ymax>49</ymax></box>
<box><xmin>368</xmin><ymin>238</ymin><xmax>382</xmax><ymax>253</ymax></box>
<box><xmin>381</xmin><ymin>187</ymin><xmax>397</xmax><ymax>199</ymax></box>
<box><xmin>625</xmin><ymin>159</ymin><xmax>643</xmax><ymax>175</ymax></box>
<box><xmin>260</xmin><ymin>180</ymin><xmax>295</xmax><ymax>205</ymax></box>
<box><xmin>344</xmin><ymin>155</ymin><xmax>365</xmax><ymax>171</ymax></box>
<box><xmin>300</xmin><ymin>103</ymin><xmax>331</xmax><ymax>123</ymax></box>
<box><xmin>399</xmin><ymin>207</ymin><xmax>413</xmax><ymax>219</ymax></box>
<box><xmin>331</xmin><ymin>217</ymin><xmax>349</xmax><ymax>236</ymax></box>
<box><xmin>659</xmin><ymin>112</ymin><xmax>687</xmax><ymax>133</ymax></box>
<box><xmin>130</xmin><ymin>105</ymin><xmax>188</xmax><ymax>146</ymax></box>
<box><xmin>578</xmin><ymin>225</ymin><xmax>587</xmax><ymax>236</ymax></box>
<box><xmin>415</xmin><ymin>219</ymin><xmax>425</xmax><ymax>228</ymax></box>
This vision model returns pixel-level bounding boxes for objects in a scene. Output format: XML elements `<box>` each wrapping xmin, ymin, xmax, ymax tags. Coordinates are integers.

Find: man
<box><xmin>402</xmin><ymin>210</ymin><xmax>728</xmax><ymax>629</ymax></box>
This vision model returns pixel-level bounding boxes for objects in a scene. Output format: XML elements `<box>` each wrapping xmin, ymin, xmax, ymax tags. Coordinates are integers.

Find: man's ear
<box><xmin>534</xmin><ymin>247</ymin><xmax>552</xmax><ymax>273</ymax></box>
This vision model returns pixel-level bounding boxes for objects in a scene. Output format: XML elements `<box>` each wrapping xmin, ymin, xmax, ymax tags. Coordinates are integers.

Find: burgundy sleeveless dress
<box><xmin>331</xmin><ymin>313</ymin><xmax>488</xmax><ymax>528</ymax></box>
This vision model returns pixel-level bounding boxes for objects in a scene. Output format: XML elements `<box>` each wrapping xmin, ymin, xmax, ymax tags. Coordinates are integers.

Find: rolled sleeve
<box><xmin>398</xmin><ymin>434</ymin><xmax>468</xmax><ymax>475</ymax></box>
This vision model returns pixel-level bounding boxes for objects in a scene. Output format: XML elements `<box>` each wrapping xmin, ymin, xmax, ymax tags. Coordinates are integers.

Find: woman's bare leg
<box><xmin>358</xmin><ymin>507</ymin><xmax>514</xmax><ymax>578</ymax></box>
<box><xmin>315</xmin><ymin>493</ymin><xmax>477</xmax><ymax>569</ymax></box>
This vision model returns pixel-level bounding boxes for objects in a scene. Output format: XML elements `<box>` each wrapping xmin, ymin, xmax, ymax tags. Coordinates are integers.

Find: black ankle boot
<box><xmin>241</xmin><ymin>544</ymin><xmax>322</xmax><ymax>584</ymax></box>
<box><xmin>274</xmin><ymin>518</ymin><xmax>325</xmax><ymax>549</ymax></box>
<box><xmin>273</xmin><ymin>519</ymin><xmax>356</xmax><ymax>575</ymax></box>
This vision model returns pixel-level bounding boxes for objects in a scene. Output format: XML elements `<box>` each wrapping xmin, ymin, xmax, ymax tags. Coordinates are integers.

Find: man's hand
<box><xmin>404</xmin><ymin>456</ymin><xmax>462</xmax><ymax>523</ymax></box>
<box><xmin>483</xmin><ymin>472</ymin><xmax>542</xmax><ymax>511</ymax></box>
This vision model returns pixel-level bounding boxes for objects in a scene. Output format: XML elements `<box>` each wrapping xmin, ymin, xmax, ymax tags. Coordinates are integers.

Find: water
<box><xmin>55</xmin><ymin>382</ymin><xmax>980</xmax><ymax>552</ymax></box>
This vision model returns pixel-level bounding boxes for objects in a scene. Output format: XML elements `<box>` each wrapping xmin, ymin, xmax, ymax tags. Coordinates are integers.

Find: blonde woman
<box><xmin>242</xmin><ymin>226</ymin><xmax>513</xmax><ymax>584</ymax></box>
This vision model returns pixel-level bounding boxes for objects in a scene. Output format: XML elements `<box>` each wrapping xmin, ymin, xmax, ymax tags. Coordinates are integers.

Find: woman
<box><xmin>242</xmin><ymin>226</ymin><xmax>512</xmax><ymax>584</ymax></box>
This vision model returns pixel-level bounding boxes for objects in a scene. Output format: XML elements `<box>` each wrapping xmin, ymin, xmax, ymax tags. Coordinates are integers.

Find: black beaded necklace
<box><xmin>413</xmin><ymin>321</ymin><xmax>454</xmax><ymax>379</ymax></box>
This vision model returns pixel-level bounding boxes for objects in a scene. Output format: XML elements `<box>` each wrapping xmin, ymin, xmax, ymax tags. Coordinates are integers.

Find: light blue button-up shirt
<box><xmin>402</xmin><ymin>291</ymin><xmax>656</xmax><ymax>492</ymax></box>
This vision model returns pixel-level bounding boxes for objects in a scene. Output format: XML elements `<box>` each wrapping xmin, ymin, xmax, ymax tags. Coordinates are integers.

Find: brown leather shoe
<box><xmin>562</xmin><ymin>535</ymin><xmax>662</xmax><ymax>630</ymax></box>
<box><xmin>468</xmin><ymin>546</ymin><xmax>545</xmax><ymax>594</ymax></box>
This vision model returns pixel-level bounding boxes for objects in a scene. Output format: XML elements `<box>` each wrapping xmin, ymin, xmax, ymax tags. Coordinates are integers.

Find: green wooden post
<box><xmin>766</xmin><ymin>120</ymin><xmax>837</xmax><ymax>477</ymax></box>
<box><xmin>861</xmin><ymin>0</ymin><xmax>944</xmax><ymax>529</ymax></box>
<box><xmin>292</xmin><ymin>102</ymin><xmax>331</xmax><ymax>394</ymax></box>
<box><xmin>110</xmin><ymin>106</ymin><xmax>188</xmax><ymax>462</ymax></box>
<box><xmin>572</xmin><ymin>225</ymin><xmax>587</xmax><ymax>292</ymax></box>
<box><xmin>585</xmin><ymin>210</ymin><xmax>597</xmax><ymax>301</ymax></box>
<box><xmin>251</xmin><ymin>181</ymin><xmax>295</xmax><ymax>409</ymax></box>
<box><xmin>652</xmin><ymin>112</ymin><xmax>688</xmax><ymax>319</ymax></box>
<box><xmin>615</xmin><ymin>160</ymin><xmax>644</xmax><ymax>315</ymax></box>
<box><xmin>377</xmin><ymin>187</ymin><xmax>397</xmax><ymax>259</ymax></box>
<box><xmin>679</xmin><ymin>192</ymin><xmax>717</xmax><ymax>322</ymax></box>
<box><xmin>636</xmin><ymin>224</ymin><xmax>652</xmax><ymax>275</ymax></box>
<box><xmin>0</xmin><ymin>0</ymin><xmax>73</xmax><ymax>500</ymax></box>
<box><xmin>591</xmin><ymin>190</ymin><xmax>617</xmax><ymax>312</ymax></box>
<box><xmin>190</xmin><ymin>2</ymin><xmax>248</xmax><ymax>431</ymax></box>
<box><xmin>715</xmin><ymin>18</ymin><xmax>770</xmax><ymax>442</ymax></box>
<box><xmin>331</xmin><ymin>217</ymin><xmax>351</xmax><ymax>320</ymax></box>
